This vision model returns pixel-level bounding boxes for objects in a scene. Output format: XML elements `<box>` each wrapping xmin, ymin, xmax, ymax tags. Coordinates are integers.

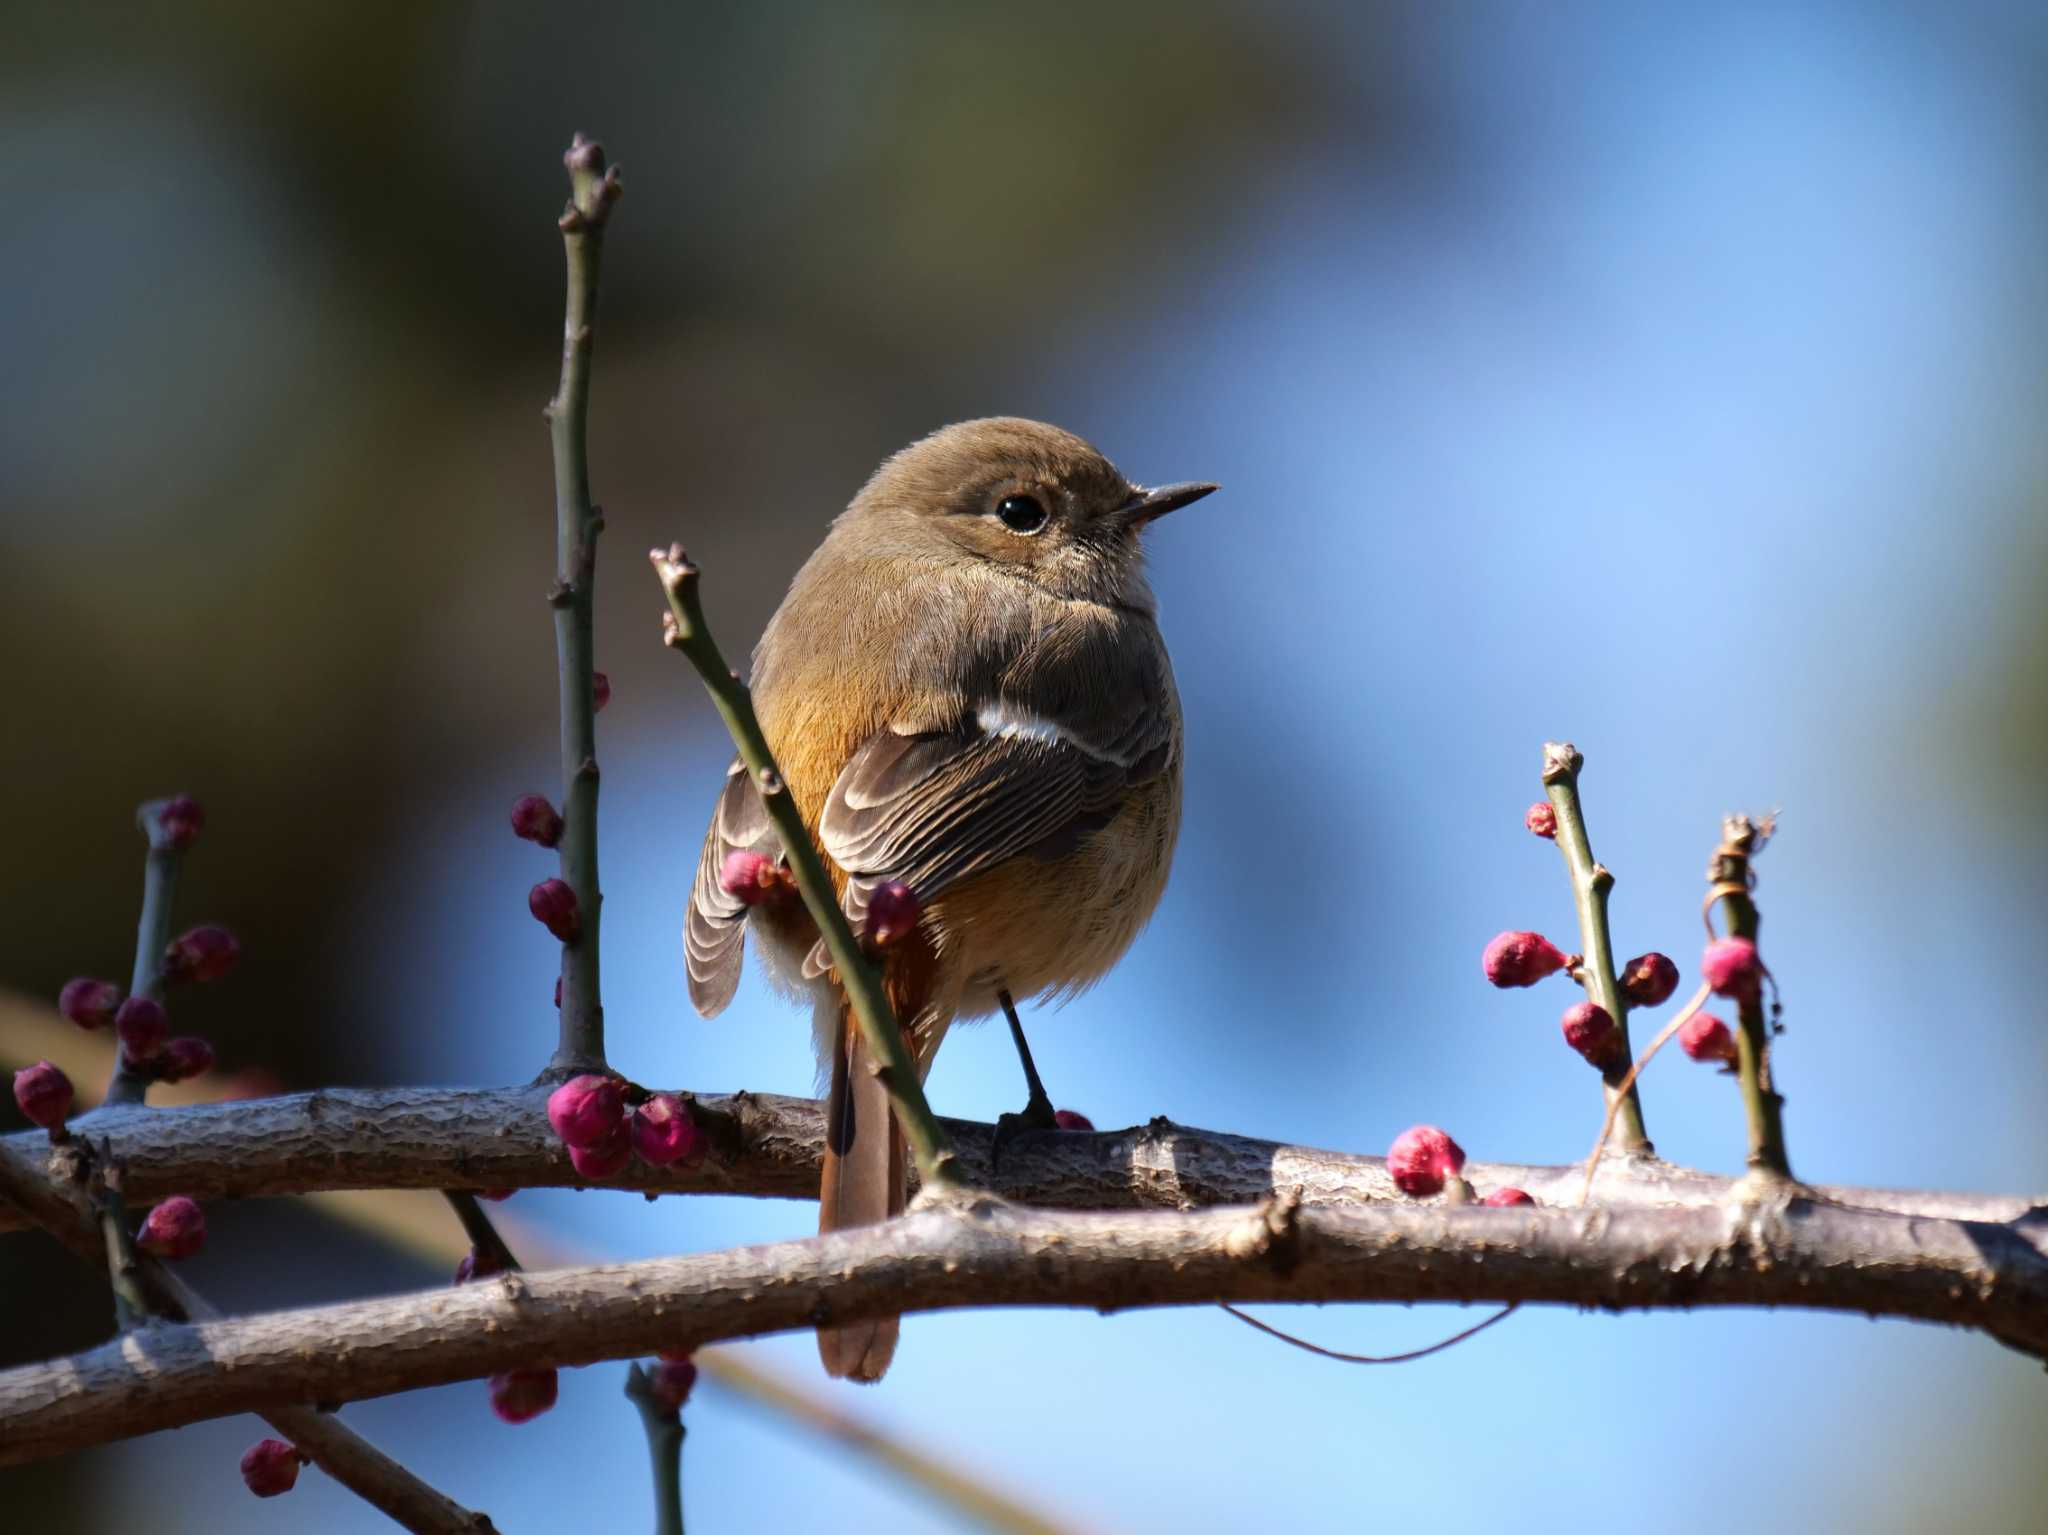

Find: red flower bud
<box><xmin>1679</xmin><ymin>1012</ymin><xmax>1738</xmax><ymax>1063</ymax></box>
<box><xmin>630</xmin><ymin>1093</ymin><xmax>705</xmax><ymax>1168</ymax></box>
<box><xmin>509</xmin><ymin>794</ymin><xmax>564</xmax><ymax>848</ymax></box>
<box><xmin>163</xmin><ymin>924</ymin><xmax>241</xmax><ymax>984</ymax></box>
<box><xmin>1524</xmin><ymin>802</ymin><xmax>1557</xmax><ymax>839</ymax></box>
<box><xmin>1482</xmin><ymin>931</ymin><xmax>1569</xmax><ymax>988</ymax></box>
<box><xmin>649</xmin><ymin>1356</ymin><xmax>698</xmax><ymax>1412</ymax></box>
<box><xmin>866</xmin><ymin>880</ymin><xmax>922</xmax><ymax>947</ymax></box>
<box><xmin>1618</xmin><ymin>952</ymin><xmax>1679</xmax><ymax>1008</ymax></box>
<box><xmin>1702</xmin><ymin>937</ymin><xmax>1762</xmax><ymax>999</ymax></box>
<box><xmin>58</xmin><ymin>977</ymin><xmax>122</xmax><ymax>1030</ymax></box>
<box><xmin>1483</xmin><ymin>1187</ymin><xmax>1535</xmax><ymax>1207</ymax></box>
<box><xmin>478</xmin><ymin>1188</ymin><xmax>515</xmax><ymax>1202</ymax></box>
<box><xmin>1561</xmin><ymin>1001</ymin><xmax>1622</xmax><ymax>1066</ymax></box>
<box><xmin>718</xmin><ymin>849</ymin><xmax>793</xmax><ymax>906</ymax></box>
<box><xmin>239</xmin><ymin>1438</ymin><xmax>305</xmax><ymax>1498</ymax></box>
<box><xmin>528</xmin><ymin>878</ymin><xmax>581</xmax><ymax>944</ymax></box>
<box><xmin>569</xmin><ymin>1133</ymin><xmax>633</xmax><ymax>1180</ymax></box>
<box><xmin>489</xmin><ymin>1368</ymin><xmax>559</xmax><ymax>1425</ymax></box>
<box><xmin>158</xmin><ymin>794</ymin><xmax>205</xmax><ymax>850</ymax></box>
<box><xmin>136</xmin><ymin>1195</ymin><xmax>206</xmax><ymax>1260</ymax></box>
<box><xmin>13</xmin><ymin>1061</ymin><xmax>73</xmax><ymax>1133</ymax></box>
<box><xmin>591</xmin><ymin>671</ymin><xmax>611</xmax><ymax>713</ymax></box>
<box><xmin>156</xmin><ymin>1036</ymin><xmax>216</xmax><ymax>1084</ymax></box>
<box><xmin>115</xmin><ymin>995</ymin><xmax>169</xmax><ymax>1064</ymax></box>
<box><xmin>1052</xmin><ymin>1109</ymin><xmax>1094</xmax><ymax>1132</ymax></box>
<box><xmin>1386</xmin><ymin>1125</ymin><xmax>1465</xmax><ymax>1197</ymax></box>
<box><xmin>455</xmin><ymin>1247</ymin><xmax>506</xmax><ymax>1285</ymax></box>
<box><xmin>546</xmin><ymin>1074</ymin><xmax>625</xmax><ymax>1149</ymax></box>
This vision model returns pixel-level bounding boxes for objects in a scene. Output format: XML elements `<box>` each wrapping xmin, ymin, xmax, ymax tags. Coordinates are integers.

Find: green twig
<box><xmin>650</xmin><ymin>546</ymin><xmax>963</xmax><ymax>1191</ymax></box>
<box><xmin>1541</xmin><ymin>742</ymin><xmax>1651</xmax><ymax>1156</ymax></box>
<box><xmin>624</xmin><ymin>1363</ymin><xmax>685</xmax><ymax>1535</ymax></box>
<box><xmin>442</xmin><ymin>1191</ymin><xmax>521</xmax><ymax>1275</ymax></box>
<box><xmin>542</xmin><ymin>133</ymin><xmax>622</xmax><ymax>1079</ymax></box>
<box><xmin>95</xmin><ymin>1157</ymin><xmax>150</xmax><ymax>1332</ymax></box>
<box><xmin>1706</xmin><ymin>814</ymin><xmax>1791</xmax><ymax>1179</ymax></box>
<box><xmin>106</xmin><ymin>799</ymin><xmax>185</xmax><ymax>1106</ymax></box>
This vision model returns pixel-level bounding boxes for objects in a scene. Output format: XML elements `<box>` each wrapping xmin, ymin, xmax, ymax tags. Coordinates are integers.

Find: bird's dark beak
<box><xmin>1121</xmin><ymin>481</ymin><xmax>1219</xmax><ymax>528</ymax></box>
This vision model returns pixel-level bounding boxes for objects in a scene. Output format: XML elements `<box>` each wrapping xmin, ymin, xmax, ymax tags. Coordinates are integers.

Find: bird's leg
<box><xmin>990</xmin><ymin>987</ymin><xmax>1058</xmax><ymax>1167</ymax></box>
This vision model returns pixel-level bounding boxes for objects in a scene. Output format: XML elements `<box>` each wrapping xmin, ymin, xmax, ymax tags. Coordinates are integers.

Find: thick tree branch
<box><xmin>1</xmin><ymin>1086</ymin><xmax>2033</xmax><ymax>1229</ymax></box>
<box><xmin>4</xmin><ymin>1189</ymin><xmax>2045</xmax><ymax>1464</ymax></box>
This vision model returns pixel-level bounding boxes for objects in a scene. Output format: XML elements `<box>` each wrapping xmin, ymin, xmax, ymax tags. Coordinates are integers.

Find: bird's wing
<box><xmin>685</xmin><ymin>755</ymin><xmax>776</xmax><ymax>1017</ymax></box>
<box><xmin>802</xmin><ymin>670</ymin><xmax>1176</xmax><ymax>976</ymax></box>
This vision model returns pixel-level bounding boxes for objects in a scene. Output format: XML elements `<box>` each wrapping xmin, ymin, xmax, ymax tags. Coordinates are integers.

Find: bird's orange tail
<box><xmin>817</xmin><ymin>1000</ymin><xmax>905</xmax><ymax>1381</ymax></box>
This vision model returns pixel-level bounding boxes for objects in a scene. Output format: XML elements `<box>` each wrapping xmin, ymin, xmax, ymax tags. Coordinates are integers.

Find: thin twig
<box><xmin>1541</xmin><ymin>742</ymin><xmax>1650</xmax><ymax>1154</ymax></box>
<box><xmin>1220</xmin><ymin>1301</ymin><xmax>1518</xmax><ymax>1363</ymax></box>
<box><xmin>1707</xmin><ymin>814</ymin><xmax>1791</xmax><ymax>1178</ymax></box>
<box><xmin>95</xmin><ymin>1156</ymin><xmax>150</xmax><ymax>1332</ymax></box>
<box><xmin>443</xmin><ymin>1190</ymin><xmax>521</xmax><ymax>1275</ymax></box>
<box><xmin>105</xmin><ymin>798</ymin><xmax>185</xmax><ymax>1106</ymax></box>
<box><xmin>542</xmin><ymin>132</ymin><xmax>623</xmax><ymax>1079</ymax></box>
<box><xmin>624</xmin><ymin>1364</ymin><xmax>686</xmax><ymax>1535</ymax></box>
<box><xmin>1578</xmin><ymin>984</ymin><xmax>1711</xmax><ymax>1203</ymax></box>
<box><xmin>650</xmin><ymin>545</ymin><xmax>962</xmax><ymax>1191</ymax></box>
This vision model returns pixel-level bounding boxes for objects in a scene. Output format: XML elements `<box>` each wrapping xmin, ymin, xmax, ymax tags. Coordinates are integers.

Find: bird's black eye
<box><xmin>994</xmin><ymin>494</ymin><xmax>1048</xmax><ymax>534</ymax></box>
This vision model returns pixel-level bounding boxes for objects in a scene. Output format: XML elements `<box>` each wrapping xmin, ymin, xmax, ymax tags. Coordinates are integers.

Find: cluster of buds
<box><xmin>239</xmin><ymin>1438</ymin><xmax>308</xmax><ymax>1498</ymax></box>
<box><xmin>59</xmin><ymin>920</ymin><xmax>234</xmax><ymax>1088</ymax></box>
<box><xmin>1484</xmin><ymin>924</ymin><xmax>1683</xmax><ymax>1076</ymax></box>
<box><xmin>546</xmin><ymin>1075</ymin><xmax>707</xmax><ymax>1179</ymax></box>
<box><xmin>136</xmin><ymin>1195</ymin><xmax>207</xmax><ymax>1260</ymax></box>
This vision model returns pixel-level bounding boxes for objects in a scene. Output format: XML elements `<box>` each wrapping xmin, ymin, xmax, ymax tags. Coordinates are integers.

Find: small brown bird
<box><xmin>685</xmin><ymin>418</ymin><xmax>1213</xmax><ymax>1381</ymax></box>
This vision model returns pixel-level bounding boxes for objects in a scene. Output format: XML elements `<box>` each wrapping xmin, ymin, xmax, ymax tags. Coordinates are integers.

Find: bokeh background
<box><xmin>5</xmin><ymin>2</ymin><xmax>2047</xmax><ymax>1530</ymax></box>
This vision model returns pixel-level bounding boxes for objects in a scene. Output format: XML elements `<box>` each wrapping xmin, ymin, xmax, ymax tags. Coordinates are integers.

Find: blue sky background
<box><xmin>6</xmin><ymin>3</ymin><xmax>2047</xmax><ymax>1530</ymax></box>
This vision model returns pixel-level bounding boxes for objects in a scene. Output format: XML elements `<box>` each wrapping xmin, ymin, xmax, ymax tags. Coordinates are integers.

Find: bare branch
<box><xmin>2</xmin><ymin>1086</ymin><xmax>2034</xmax><ymax>1230</ymax></box>
<box><xmin>3</xmin><ymin>1189</ymin><xmax>2044</xmax><ymax>1464</ymax></box>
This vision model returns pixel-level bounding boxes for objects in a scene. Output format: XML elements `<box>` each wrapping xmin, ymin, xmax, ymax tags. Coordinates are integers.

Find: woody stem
<box><xmin>624</xmin><ymin>1364</ymin><xmax>686</xmax><ymax>1535</ymax></box>
<box><xmin>649</xmin><ymin>546</ymin><xmax>963</xmax><ymax>1190</ymax></box>
<box><xmin>541</xmin><ymin>133</ymin><xmax>622</xmax><ymax>1079</ymax></box>
<box><xmin>1708</xmin><ymin>815</ymin><xmax>1792</xmax><ymax>1179</ymax></box>
<box><xmin>105</xmin><ymin>800</ymin><xmax>185</xmax><ymax>1107</ymax></box>
<box><xmin>1541</xmin><ymin>742</ymin><xmax>1651</xmax><ymax>1155</ymax></box>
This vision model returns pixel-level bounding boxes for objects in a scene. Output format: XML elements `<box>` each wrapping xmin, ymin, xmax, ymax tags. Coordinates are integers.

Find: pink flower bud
<box><xmin>1561</xmin><ymin>1001</ymin><xmax>1622</xmax><ymax>1066</ymax></box>
<box><xmin>547</xmin><ymin>1074</ymin><xmax>625</xmax><ymax>1149</ymax></box>
<box><xmin>478</xmin><ymin>1189</ymin><xmax>515</xmax><ymax>1202</ymax></box>
<box><xmin>13</xmin><ymin>1062</ymin><xmax>73</xmax><ymax>1133</ymax></box>
<box><xmin>156</xmin><ymin>1036</ymin><xmax>216</xmax><ymax>1084</ymax></box>
<box><xmin>649</xmin><ymin>1356</ymin><xmax>698</xmax><ymax>1412</ymax></box>
<box><xmin>1482</xmin><ymin>930</ymin><xmax>1570</xmax><ymax>988</ymax></box>
<box><xmin>1618</xmin><ymin>952</ymin><xmax>1679</xmax><ymax>1008</ymax></box>
<box><xmin>509</xmin><ymin>794</ymin><xmax>564</xmax><ymax>848</ymax></box>
<box><xmin>1524</xmin><ymin>802</ymin><xmax>1557</xmax><ymax>839</ymax></box>
<box><xmin>239</xmin><ymin>1438</ymin><xmax>304</xmax><ymax>1498</ymax></box>
<box><xmin>163</xmin><ymin>924</ymin><xmax>241</xmax><ymax>984</ymax></box>
<box><xmin>159</xmin><ymin>795</ymin><xmax>205</xmax><ymax>850</ymax></box>
<box><xmin>866</xmin><ymin>880</ymin><xmax>922</xmax><ymax>947</ymax></box>
<box><xmin>591</xmin><ymin>671</ymin><xmax>612</xmax><ymax>713</ymax></box>
<box><xmin>528</xmin><ymin>878</ymin><xmax>581</xmax><ymax>944</ymax></box>
<box><xmin>1052</xmin><ymin>1109</ymin><xmax>1094</xmax><ymax>1132</ymax></box>
<box><xmin>1386</xmin><ymin>1125</ymin><xmax>1465</xmax><ymax>1197</ymax></box>
<box><xmin>1702</xmin><ymin>937</ymin><xmax>1762</xmax><ymax>999</ymax></box>
<box><xmin>455</xmin><ymin>1247</ymin><xmax>506</xmax><ymax>1285</ymax></box>
<box><xmin>489</xmin><ymin>1368</ymin><xmax>559</xmax><ymax>1424</ymax></box>
<box><xmin>136</xmin><ymin>1195</ymin><xmax>206</xmax><ymax>1260</ymax></box>
<box><xmin>631</xmin><ymin>1093</ymin><xmax>705</xmax><ymax>1167</ymax></box>
<box><xmin>568</xmin><ymin>1133</ymin><xmax>633</xmax><ymax>1180</ymax></box>
<box><xmin>718</xmin><ymin>849</ymin><xmax>792</xmax><ymax>906</ymax></box>
<box><xmin>115</xmin><ymin>995</ymin><xmax>169</xmax><ymax>1064</ymax></box>
<box><xmin>1679</xmin><ymin>1012</ymin><xmax>1738</xmax><ymax>1063</ymax></box>
<box><xmin>58</xmin><ymin>976</ymin><xmax>122</xmax><ymax>1030</ymax></box>
<box><xmin>1483</xmin><ymin>1187</ymin><xmax>1535</xmax><ymax>1207</ymax></box>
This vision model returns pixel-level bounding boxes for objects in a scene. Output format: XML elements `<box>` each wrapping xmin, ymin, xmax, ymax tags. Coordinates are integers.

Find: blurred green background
<box><xmin>4</xmin><ymin>2</ymin><xmax>2046</xmax><ymax>1531</ymax></box>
